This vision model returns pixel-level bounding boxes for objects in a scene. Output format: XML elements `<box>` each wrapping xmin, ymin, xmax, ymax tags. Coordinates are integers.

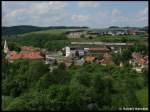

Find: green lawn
<box><xmin>24</xmin><ymin>28</ymin><xmax>88</xmax><ymax>35</ymax></box>
<box><xmin>136</xmin><ymin>87</ymin><xmax>148</xmax><ymax>107</ymax></box>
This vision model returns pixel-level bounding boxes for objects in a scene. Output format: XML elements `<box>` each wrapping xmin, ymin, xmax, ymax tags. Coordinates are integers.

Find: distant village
<box><xmin>65</xmin><ymin>27</ymin><xmax>148</xmax><ymax>39</ymax></box>
<box><xmin>4</xmin><ymin>37</ymin><xmax>148</xmax><ymax>73</ymax></box>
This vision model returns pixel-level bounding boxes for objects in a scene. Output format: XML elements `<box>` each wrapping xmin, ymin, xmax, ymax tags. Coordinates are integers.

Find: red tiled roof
<box><xmin>138</xmin><ymin>58</ymin><xmax>146</xmax><ymax>65</ymax></box>
<box><xmin>85</xmin><ymin>56</ymin><xmax>96</xmax><ymax>63</ymax></box>
<box><xmin>63</xmin><ymin>57</ymin><xmax>73</xmax><ymax>63</ymax></box>
<box><xmin>100</xmin><ymin>58</ymin><xmax>114</xmax><ymax>65</ymax></box>
<box><xmin>103</xmin><ymin>53</ymin><xmax>112</xmax><ymax>58</ymax></box>
<box><xmin>9</xmin><ymin>53</ymin><xmax>22</xmax><ymax>60</ymax></box>
<box><xmin>89</xmin><ymin>47</ymin><xmax>109</xmax><ymax>51</ymax></box>
<box><xmin>9</xmin><ymin>52</ymin><xmax>43</xmax><ymax>60</ymax></box>
<box><xmin>21</xmin><ymin>46</ymin><xmax>34</xmax><ymax>51</ymax></box>
<box><xmin>100</xmin><ymin>53</ymin><xmax>114</xmax><ymax>65</ymax></box>
<box><xmin>131</xmin><ymin>52</ymin><xmax>148</xmax><ymax>65</ymax></box>
<box><xmin>132</xmin><ymin>52</ymin><xmax>142</xmax><ymax>60</ymax></box>
<box><xmin>21</xmin><ymin>46</ymin><xmax>40</xmax><ymax>52</ymax></box>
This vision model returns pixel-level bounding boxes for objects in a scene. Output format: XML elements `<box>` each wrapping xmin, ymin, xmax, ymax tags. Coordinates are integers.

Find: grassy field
<box><xmin>136</xmin><ymin>87</ymin><xmax>148</xmax><ymax>107</ymax></box>
<box><xmin>69</xmin><ymin>35</ymin><xmax>147</xmax><ymax>43</ymax></box>
<box><xmin>23</xmin><ymin>28</ymin><xmax>88</xmax><ymax>35</ymax></box>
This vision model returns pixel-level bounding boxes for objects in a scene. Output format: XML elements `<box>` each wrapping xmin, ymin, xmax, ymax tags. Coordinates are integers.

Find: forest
<box><xmin>2</xmin><ymin>53</ymin><xmax>148</xmax><ymax>111</ymax></box>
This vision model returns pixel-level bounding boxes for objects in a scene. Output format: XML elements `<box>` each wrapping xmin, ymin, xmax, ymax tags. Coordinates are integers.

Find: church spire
<box><xmin>4</xmin><ymin>40</ymin><xmax>9</xmax><ymax>53</ymax></box>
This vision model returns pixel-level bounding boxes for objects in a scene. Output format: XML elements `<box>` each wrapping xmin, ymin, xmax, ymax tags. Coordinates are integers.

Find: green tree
<box><xmin>51</xmin><ymin>67</ymin><xmax>70</xmax><ymax>85</ymax></box>
<box><xmin>36</xmin><ymin>73</ymin><xmax>52</xmax><ymax>90</ymax></box>
<box><xmin>76</xmin><ymin>72</ymin><xmax>92</xmax><ymax>87</ymax></box>
<box><xmin>25</xmin><ymin>60</ymin><xmax>49</xmax><ymax>87</ymax></box>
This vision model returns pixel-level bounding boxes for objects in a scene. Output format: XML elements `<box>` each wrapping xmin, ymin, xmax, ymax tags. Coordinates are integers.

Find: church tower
<box><xmin>4</xmin><ymin>40</ymin><xmax>9</xmax><ymax>53</ymax></box>
<box><xmin>65</xmin><ymin>46</ymin><xmax>71</xmax><ymax>57</ymax></box>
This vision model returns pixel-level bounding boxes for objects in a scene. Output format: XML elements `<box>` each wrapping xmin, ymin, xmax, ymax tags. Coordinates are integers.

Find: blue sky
<box><xmin>2</xmin><ymin>1</ymin><xmax>148</xmax><ymax>28</ymax></box>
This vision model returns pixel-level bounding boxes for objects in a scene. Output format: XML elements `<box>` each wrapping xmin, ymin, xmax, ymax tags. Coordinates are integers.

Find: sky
<box><xmin>2</xmin><ymin>1</ymin><xmax>148</xmax><ymax>28</ymax></box>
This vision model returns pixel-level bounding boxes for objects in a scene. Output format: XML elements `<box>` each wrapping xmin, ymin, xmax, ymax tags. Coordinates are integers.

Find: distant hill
<box><xmin>2</xmin><ymin>25</ymin><xmax>45</xmax><ymax>36</ymax></box>
<box><xmin>108</xmin><ymin>26</ymin><xmax>148</xmax><ymax>31</ymax></box>
<box><xmin>2</xmin><ymin>25</ymin><xmax>88</xmax><ymax>36</ymax></box>
<box><xmin>141</xmin><ymin>26</ymin><xmax>148</xmax><ymax>32</ymax></box>
<box><xmin>2</xmin><ymin>25</ymin><xmax>147</xmax><ymax>36</ymax></box>
<box><xmin>108</xmin><ymin>26</ymin><xmax>120</xmax><ymax>29</ymax></box>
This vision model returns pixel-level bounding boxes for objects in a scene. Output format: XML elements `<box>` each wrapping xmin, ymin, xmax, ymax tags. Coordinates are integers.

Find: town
<box><xmin>3</xmin><ymin>38</ymin><xmax>148</xmax><ymax>73</ymax></box>
<box><xmin>2</xmin><ymin>1</ymin><xmax>148</xmax><ymax>111</ymax></box>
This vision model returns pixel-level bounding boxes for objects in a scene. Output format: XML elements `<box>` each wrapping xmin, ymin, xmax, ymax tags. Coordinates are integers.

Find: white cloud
<box><xmin>90</xmin><ymin>11</ymin><xmax>110</xmax><ymax>28</ymax></box>
<box><xmin>71</xmin><ymin>14</ymin><xmax>90</xmax><ymax>22</ymax></box>
<box><xmin>112</xmin><ymin>9</ymin><xmax>122</xmax><ymax>16</ymax></box>
<box><xmin>2</xmin><ymin>1</ymin><xmax>69</xmax><ymax>26</ymax></box>
<box><xmin>97</xmin><ymin>10</ymin><xmax>108</xmax><ymax>18</ymax></box>
<box><xmin>78</xmin><ymin>1</ymin><xmax>100</xmax><ymax>7</ymax></box>
<box><xmin>7</xmin><ymin>8</ymin><xmax>27</xmax><ymax>17</ymax></box>
<box><xmin>136</xmin><ymin>6</ymin><xmax>148</xmax><ymax>22</ymax></box>
<box><xmin>137</xmin><ymin>6</ymin><xmax>148</xmax><ymax>17</ymax></box>
<box><xmin>31</xmin><ymin>1</ymin><xmax>67</xmax><ymax>14</ymax></box>
<box><xmin>111</xmin><ymin>16</ymin><xmax>129</xmax><ymax>23</ymax></box>
<box><xmin>111</xmin><ymin>8</ymin><xmax>128</xmax><ymax>24</ymax></box>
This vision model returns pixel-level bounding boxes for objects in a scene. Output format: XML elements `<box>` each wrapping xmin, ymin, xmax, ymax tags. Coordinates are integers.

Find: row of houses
<box><xmin>66</xmin><ymin>29</ymin><xmax>147</xmax><ymax>38</ymax></box>
<box><xmin>45</xmin><ymin>51</ymin><xmax>114</xmax><ymax>67</ymax></box>
<box><xmin>45</xmin><ymin>42</ymin><xmax>135</xmax><ymax>67</ymax></box>
<box><xmin>69</xmin><ymin>42</ymin><xmax>134</xmax><ymax>54</ymax></box>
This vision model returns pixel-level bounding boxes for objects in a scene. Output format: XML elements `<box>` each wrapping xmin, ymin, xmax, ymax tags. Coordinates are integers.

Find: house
<box><xmin>65</xmin><ymin>30</ymin><xmax>87</xmax><ymax>38</ymax></box>
<box><xmin>115</xmin><ymin>30</ymin><xmax>128</xmax><ymax>35</ymax></box>
<box><xmin>129</xmin><ymin>52</ymin><xmax>148</xmax><ymax>72</ymax></box>
<box><xmin>88</xmin><ymin>30</ymin><xmax>109</xmax><ymax>36</ymax></box>
<box><xmin>85</xmin><ymin>56</ymin><xmax>96</xmax><ymax>64</ymax></box>
<box><xmin>107</xmin><ymin>27</ymin><xmax>128</xmax><ymax>35</ymax></box>
<box><xmin>107</xmin><ymin>31</ymin><xmax>114</xmax><ymax>36</ymax></box>
<box><xmin>127</xmin><ymin>30</ymin><xmax>146</xmax><ymax>36</ymax></box>
<box><xmin>127</xmin><ymin>30</ymin><xmax>137</xmax><ymax>35</ymax></box>
<box><xmin>100</xmin><ymin>53</ymin><xmax>114</xmax><ymax>66</ymax></box>
<box><xmin>70</xmin><ymin>42</ymin><xmax>134</xmax><ymax>57</ymax></box>
<box><xmin>74</xmin><ymin>58</ymin><xmax>85</xmax><ymax>66</ymax></box>
<box><xmin>88</xmin><ymin>47</ymin><xmax>109</xmax><ymax>54</ymax></box>
<box><xmin>8</xmin><ymin>51</ymin><xmax>44</xmax><ymax>62</ymax></box>
<box><xmin>21</xmin><ymin>46</ymin><xmax>36</xmax><ymax>52</ymax></box>
<box><xmin>85</xmin><ymin>31</ymin><xmax>99</xmax><ymax>38</ymax></box>
<box><xmin>20</xmin><ymin>46</ymin><xmax>46</xmax><ymax>53</ymax></box>
<box><xmin>71</xmin><ymin>42</ymin><xmax>134</xmax><ymax>47</ymax></box>
<box><xmin>63</xmin><ymin>56</ymin><xmax>73</xmax><ymax>67</ymax></box>
<box><xmin>65</xmin><ymin>46</ymin><xmax>71</xmax><ymax>57</ymax></box>
<box><xmin>64</xmin><ymin>46</ymin><xmax>85</xmax><ymax>58</ymax></box>
<box><xmin>45</xmin><ymin>52</ymin><xmax>57</xmax><ymax>65</ymax></box>
<box><xmin>136</xmin><ymin>31</ymin><xmax>146</xmax><ymax>35</ymax></box>
<box><xmin>57</xmin><ymin>57</ymin><xmax>64</xmax><ymax>64</ymax></box>
<box><xmin>76</xmin><ymin>50</ymin><xmax>85</xmax><ymax>57</ymax></box>
<box><xmin>4</xmin><ymin>43</ymin><xmax>44</xmax><ymax>62</ymax></box>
